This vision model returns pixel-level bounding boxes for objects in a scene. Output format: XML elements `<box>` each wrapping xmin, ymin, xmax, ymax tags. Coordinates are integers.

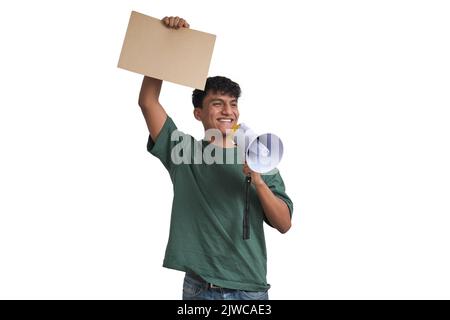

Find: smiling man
<box><xmin>192</xmin><ymin>78</ymin><xmax>239</xmax><ymax>146</ymax></box>
<box><xmin>138</xmin><ymin>16</ymin><xmax>293</xmax><ymax>300</ymax></box>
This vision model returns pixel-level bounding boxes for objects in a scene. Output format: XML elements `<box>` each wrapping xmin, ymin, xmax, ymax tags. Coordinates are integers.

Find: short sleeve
<box><xmin>146</xmin><ymin>116</ymin><xmax>192</xmax><ymax>174</ymax></box>
<box><xmin>262</xmin><ymin>170</ymin><xmax>294</xmax><ymax>220</ymax></box>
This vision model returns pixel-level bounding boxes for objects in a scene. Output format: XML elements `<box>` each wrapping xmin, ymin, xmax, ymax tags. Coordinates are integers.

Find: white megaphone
<box><xmin>233</xmin><ymin>123</ymin><xmax>284</xmax><ymax>174</ymax></box>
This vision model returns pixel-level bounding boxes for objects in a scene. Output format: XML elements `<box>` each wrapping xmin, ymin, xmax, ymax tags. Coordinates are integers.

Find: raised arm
<box><xmin>138</xmin><ymin>16</ymin><xmax>190</xmax><ymax>141</ymax></box>
<box><xmin>138</xmin><ymin>76</ymin><xmax>166</xmax><ymax>140</ymax></box>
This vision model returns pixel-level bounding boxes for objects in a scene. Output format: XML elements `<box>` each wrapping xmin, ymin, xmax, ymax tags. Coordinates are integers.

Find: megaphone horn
<box><xmin>233</xmin><ymin>123</ymin><xmax>284</xmax><ymax>174</ymax></box>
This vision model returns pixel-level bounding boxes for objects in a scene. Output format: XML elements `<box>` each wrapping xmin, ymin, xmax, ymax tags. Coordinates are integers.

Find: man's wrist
<box><xmin>253</xmin><ymin>177</ymin><xmax>265</xmax><ymax>188</ymax></box>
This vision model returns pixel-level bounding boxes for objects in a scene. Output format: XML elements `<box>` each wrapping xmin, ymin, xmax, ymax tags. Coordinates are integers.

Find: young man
<box><xmin>139</xmin><ymin>16</ymin><xmax>293</xmax><ymax>300</ymax></box>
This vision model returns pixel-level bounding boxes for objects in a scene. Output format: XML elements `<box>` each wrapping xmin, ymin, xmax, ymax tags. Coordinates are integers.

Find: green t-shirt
<box><xmin>147</xmin><ymin>116</ymin><xmax>293</xmax><ymax>291</ymax></box>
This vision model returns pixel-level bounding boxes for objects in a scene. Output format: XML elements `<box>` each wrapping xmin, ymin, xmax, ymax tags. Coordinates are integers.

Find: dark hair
<box><xmin>192</xmin><ymin>76</ymin><xmax>241</xmax><ymax>108</ymax></box>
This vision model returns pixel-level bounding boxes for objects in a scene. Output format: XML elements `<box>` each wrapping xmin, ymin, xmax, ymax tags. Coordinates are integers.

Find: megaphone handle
<box><xmin>243</xmin><ymin>175</ymin><xmax>251</xmax><ymax>240</ymax></box>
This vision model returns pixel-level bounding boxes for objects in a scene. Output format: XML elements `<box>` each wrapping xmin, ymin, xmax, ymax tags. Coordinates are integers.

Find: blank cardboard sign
<box><xmin>118</xmin><ymin>11</ymin><xmax>216</xmax><ymax>90</ymax></box>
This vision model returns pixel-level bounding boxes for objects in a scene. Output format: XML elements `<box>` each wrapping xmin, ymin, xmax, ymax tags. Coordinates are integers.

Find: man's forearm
<box><xmin>138</xmin><ymin>76</ymin><xmax>167</xmax><ymax>140</ymax></box>
<box><xmin>254</xmin><ymin>180</ymin><xmax>291</xmax><ymax>234</ymax></box>
<box><xmin>139</xmin><ymin>76</ymin><xmax>162</xmax><ymax>106</ymax></box>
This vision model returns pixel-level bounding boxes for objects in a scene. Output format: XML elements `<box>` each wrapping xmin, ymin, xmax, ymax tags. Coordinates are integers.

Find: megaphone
<box><xmin>233</xmin><ymin>123</ymin><xmax>284</xmax><ymax>174</ymax></box>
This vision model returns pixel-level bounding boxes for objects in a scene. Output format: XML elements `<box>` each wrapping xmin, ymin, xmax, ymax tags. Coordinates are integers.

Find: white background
<box><xmin>0</xmin><ymin>0</ymin><xmax>449</xmax><ymax>299</ymax></box>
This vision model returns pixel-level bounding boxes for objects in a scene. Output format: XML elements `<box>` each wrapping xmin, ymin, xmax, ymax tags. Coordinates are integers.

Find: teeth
<box><xmin>218</xmin><ymin>119</ymin><xmax>232</xmax><ymax>122</ymax></box>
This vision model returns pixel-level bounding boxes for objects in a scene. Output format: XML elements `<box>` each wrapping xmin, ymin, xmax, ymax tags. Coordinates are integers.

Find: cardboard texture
<box><xmin>118</xmin><ymin>11</ymin><xmax>216</xmax><ymax>90</ymax></box>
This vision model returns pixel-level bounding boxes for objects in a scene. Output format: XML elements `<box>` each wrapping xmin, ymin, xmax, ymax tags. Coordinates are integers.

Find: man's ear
<box><xmin>193</xmin><ymin>107</ymin><xmax>202</xmax><ymax>121</ymax></box>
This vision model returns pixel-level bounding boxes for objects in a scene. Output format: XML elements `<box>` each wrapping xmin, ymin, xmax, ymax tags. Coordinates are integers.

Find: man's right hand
<box><xmin>162</xmin><ymin>16</ymin><xmax>190</xmax><ymax>29</ymax></box>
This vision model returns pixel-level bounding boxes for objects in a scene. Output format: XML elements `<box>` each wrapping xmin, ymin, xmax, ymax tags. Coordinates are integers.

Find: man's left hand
<box><xmin>243</xmin><ymin>163</ymin><xmax>264</xmax><ymax>187</ymax></box>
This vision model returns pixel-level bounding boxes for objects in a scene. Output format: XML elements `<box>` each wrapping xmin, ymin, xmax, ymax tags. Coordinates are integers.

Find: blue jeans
<box><xmin>182</xmin><ymin>272</ymin><xmax>269</xmax><ymax>300</ymax></box>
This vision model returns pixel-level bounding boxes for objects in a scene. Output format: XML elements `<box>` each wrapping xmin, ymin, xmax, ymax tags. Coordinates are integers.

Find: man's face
<box><xmin>194</xmin><ymin>91</ymin><xmax>239</xmax><ymax>135</ymax></box>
